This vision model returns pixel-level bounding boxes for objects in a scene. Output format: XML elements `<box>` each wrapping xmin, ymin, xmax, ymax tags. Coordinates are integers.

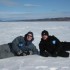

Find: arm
<box><xmin>52</xmin><ymin>36</ymin><xmax>61</xmax><ymax>56</ymax></box>
<box><xmin>39</xmin><ymin>42</ymin><xmax>49</xmax><ymax>57</ymax></box>
<box><xmin>30</xmin><ymin>44</ymin><xmax>38</xmax><ymax>54</ymax></box>
<box><xmin>39</xmin><ymin>43</ymin><xmax>44</xmax><ymax>55</ymax></box>
<box><xmin>12</xmin><ymin>37</ymin><xmax>23</xmax><ymax>54</ymax></box>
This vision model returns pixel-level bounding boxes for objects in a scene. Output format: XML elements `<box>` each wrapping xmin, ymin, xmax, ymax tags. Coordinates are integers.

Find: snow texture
<box><xmin>0</xmin><ymin>21</ymin><xmax>70</xmax><ymax>70</ymax></box>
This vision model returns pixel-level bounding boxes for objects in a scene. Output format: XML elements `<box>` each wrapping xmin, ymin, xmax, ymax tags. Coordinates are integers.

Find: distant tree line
<box><xmin>0</xmin><ymin>17</ymin><xmax>70</xmax><ymax>22</ymax></box>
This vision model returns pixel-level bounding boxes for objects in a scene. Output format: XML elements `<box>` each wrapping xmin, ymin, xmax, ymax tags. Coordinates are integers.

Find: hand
<box><xmin>22</xmin><ymin>53</ymin><xmax>27</xmax><ymax>56</ymax></box>
<box><xmin>23</xmin><ymin>51</ymin><xmax>33</xmax><ymax>55</ymax></box>
<box><xmin>29</xmin><ymin>51</ymin><xmax>33</xmax><ymax>55</ymax></box>
<box><xmin>17</xmin><ymin>50</ymin><xmax>23</xmax><ymax>56</ymax></box>
<box><xmin>52</xmin><ymin>51</ymin><xmax>58</xmax><ymax>57</ymax></box>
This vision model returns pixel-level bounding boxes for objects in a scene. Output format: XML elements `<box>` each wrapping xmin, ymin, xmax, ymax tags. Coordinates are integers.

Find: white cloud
<box><xmin>0</xmin><ymin>11</ymin><xmax>70</xmax><ymax>20</ymax></box>
<box><xmin>0</xmin><ymin>0</ymin><xmax>41</xmax><ymax>7</ymax></box>
<box><xmin>24</xmin><ymin>4</ymin><xmax>40</xmax><ymax>7</ymax></box>
<box><xmin>0</xmin><ymin>11</ymin><xmax>33</xmax><ymax>20</ymax></box>
<box><xmin>0</xmin><ymin>0</ymin><xmax>18</xmax><ymax>6</ymax></box>
<box><xmin>0</xmin><ymin>11</ymin><xmax>31</xmax><ymax>14</ymax></box>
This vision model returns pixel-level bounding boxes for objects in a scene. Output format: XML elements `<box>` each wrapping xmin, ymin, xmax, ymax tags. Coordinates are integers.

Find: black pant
<box><xmin>61</xmin><ymin>42</ymin><xmax>70</xmax><ymax>51</ymax></box>
<box><xmin>58</xmin><ymin>42</ymin><xmax>70</xmax><ymax>57</ymax></box>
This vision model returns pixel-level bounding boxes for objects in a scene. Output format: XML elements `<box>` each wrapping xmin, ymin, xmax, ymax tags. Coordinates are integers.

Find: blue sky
<box><xmin>0</xmin><ymin>0</ymin><xmax>70</xmax><ymax>20</ymax></box>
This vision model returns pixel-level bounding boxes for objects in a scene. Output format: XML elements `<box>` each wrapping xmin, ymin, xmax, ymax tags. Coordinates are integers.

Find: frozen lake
<box><xmin>0</xmin><ymin>21</ymin><xmax>70</xmax><ymax>50</ymax></box>
<box><xmin>0</xmin><ymin>21</ymin><xmax>70</xmax><ymax>70</ymax></box>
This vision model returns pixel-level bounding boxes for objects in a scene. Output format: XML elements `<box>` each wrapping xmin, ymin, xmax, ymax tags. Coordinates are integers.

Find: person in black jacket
<box><xmin>39</xmin><ymin>30</ymin><xmax>69</xmax><ymax>57</ymax></box>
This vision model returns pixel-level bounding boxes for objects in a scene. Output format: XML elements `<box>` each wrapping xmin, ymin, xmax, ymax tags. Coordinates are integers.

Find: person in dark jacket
<box><xmin>12</xmin><ymin>31</ymin><xmax>38</xmax><ymax>56</ymax></box>
<box><xmin>39</xmin><ymin>30</ymin><xmax>69</xmax><ymax>57</ymax></box>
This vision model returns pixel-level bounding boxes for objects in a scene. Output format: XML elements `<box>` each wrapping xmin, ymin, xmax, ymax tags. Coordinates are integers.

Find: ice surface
<box><xmin>0</xmin><ymin>21</ymin><xmax>70</xmax><ymax>70</ymax></box>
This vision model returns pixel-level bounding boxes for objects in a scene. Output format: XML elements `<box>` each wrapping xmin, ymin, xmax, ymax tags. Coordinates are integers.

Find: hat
<box><xmin>41</xmin><ymin>30</ymin><xmax>49</xmax><ymax>36</ymax></box>
<box><xmin>27</xmin><ymin>31</ymin><xmax>34</xmax><ymax>41</ymax></box>
<box><xmin>27</xmin><ymin>31</ymin><xmax>33</xmax><ymax>37</ymax></box>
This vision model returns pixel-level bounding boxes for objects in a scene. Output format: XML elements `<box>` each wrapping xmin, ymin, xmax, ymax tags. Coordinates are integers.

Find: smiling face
<box><xmin>27</xmin><ymin>34</ymin><xmax>33</xmax><ymax>41</ymax></box>
<box><xmin>42</xmin><ymin>34</ymin><xmax>48</xmax><ymax>40</ymax></box>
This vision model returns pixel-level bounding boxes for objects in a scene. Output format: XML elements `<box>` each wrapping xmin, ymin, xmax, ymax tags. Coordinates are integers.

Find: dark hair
<box><xmin>41</xmin><ymin>30</ymin><xmax>49</xmax><ymax>36</ymax></box>
<box><xmin>24</xmin><ymin>31</ymin><xmax>34</xmax><ymax>41</ymax></box>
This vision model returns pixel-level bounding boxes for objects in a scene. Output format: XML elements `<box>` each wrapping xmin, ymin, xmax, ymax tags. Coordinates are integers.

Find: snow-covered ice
<box><xmin>0</xmin><ymin>55</ymin><xmax>70</xmax><ymax>70</ymax></box>
<box><xmin>0</xmin><ymin>21</ymin><xmax>70</xmax><ymax>70</ymax></box>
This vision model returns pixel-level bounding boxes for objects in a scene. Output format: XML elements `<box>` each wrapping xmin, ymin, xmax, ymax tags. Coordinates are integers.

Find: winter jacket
<box><xmin>39</xmin><ymin>35</ymin><xmax>61</xmax><ymax>57</ymax></box>
<box><xmin>12</xmin><ymin>36</ymin><xmax>38</xmax><ymax>55</ymax></box>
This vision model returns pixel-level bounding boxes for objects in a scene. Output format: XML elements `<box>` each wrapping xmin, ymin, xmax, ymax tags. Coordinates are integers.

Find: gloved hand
<box><xmin>17</xmin><ymin>51</ymin><xmax>27</xmax><ymax>56</ymax></box>
<box><xmin>29</xmin><ymin>51</ymin><xmax>33</xmax><ymax>55</ymax></box>
<box><xmin>22</xmin><ymin>53</ymin><xmax>27</xmax><ymax>56</ymax></box>
<box><xmin>23</xmin><ymin>51</ymin><xmax>33</xmax><ymax>55</ymax></box>
<box><xmin>52</xmin><ymin>51</ymin><xmax>58</xmax><ymax>57</ymax></box>
<box><xmin>17</xmin><ymin>50</ymin><xmax>23</xmax><ymax>56</ymax></box>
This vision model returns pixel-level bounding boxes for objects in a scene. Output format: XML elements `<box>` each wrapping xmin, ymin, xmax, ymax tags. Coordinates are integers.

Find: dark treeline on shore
<box><xmin>0</xmin><ymin>17</ymin><xmax>70</xmax><ymax>22</ymax></box>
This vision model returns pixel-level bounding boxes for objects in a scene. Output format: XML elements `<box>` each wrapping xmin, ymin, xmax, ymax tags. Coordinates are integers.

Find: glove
<box><xmin>17</xmin><ymin>50</ymin><xmax>23</xmax><ymax>56</ymax></box>
<box><xmin>23</xmin><ymin>51</ymin><xmax>33</xmax><ymax>55</ymax></box>
<box><xmin>52</xmin><ymin>51</ymin><xmax>58</xmax><ymax>57</ymax></box>
<box><xmin>29</xmin><ymin>51</ymin><xmax>33</xmax><ymax>55</ymax></box>
<box><xmin>17</xmin><ymin>51</ymin><xmax>27</xmax><ymax>56</ymax></box>
<box><xmin>22</xmin><ymin>53</ymin><xmax>27</xmax><ymax>56</ymax></box>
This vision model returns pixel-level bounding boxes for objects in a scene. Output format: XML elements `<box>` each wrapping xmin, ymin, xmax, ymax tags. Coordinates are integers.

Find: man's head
<box><xmin>41</xmin><ymin>30</ymin><xmax>49</xmax><ymax>40</ymax></box>
<box><xmin>25</xmin><ymin>31</ymin><xmax>34</xmax><ymax>41</ymax></box>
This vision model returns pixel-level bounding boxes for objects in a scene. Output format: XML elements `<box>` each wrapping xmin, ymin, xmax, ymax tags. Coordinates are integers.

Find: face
<box><xmin>42</xmin><ymin>35</ymin><xmax>48</xmax><ymax>40</ymax></box>
<box><xmin>27</xmin><ymin>34</ymin><xmax>33</xmax><ymax>41</ymax></box>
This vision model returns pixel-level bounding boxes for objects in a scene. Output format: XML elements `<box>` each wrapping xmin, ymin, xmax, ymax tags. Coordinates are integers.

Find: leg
<box><xmin>61</xmin><ymin>42</ymin><xmax>70</xmax><ymax>51</ymax></box>
<box><xmin>58</xmin><ymin>51</ymin><xmax>69</xmax><ymax>57</ymax></box>
<box><xmin>0</xmin><ymin>43</ymin><xmax>14</xmax><ymax>59</ymax></box>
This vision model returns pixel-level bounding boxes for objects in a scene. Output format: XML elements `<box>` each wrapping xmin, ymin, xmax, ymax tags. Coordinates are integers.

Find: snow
<box><xmin>0</xmin><ymin>21</ymin><xmax>70</xmax><ymax>70</ymax></box>
<box><xmin>0</xmin><ymin>55</ymin><xmax>70</xmax><ymax>70</ymax></box>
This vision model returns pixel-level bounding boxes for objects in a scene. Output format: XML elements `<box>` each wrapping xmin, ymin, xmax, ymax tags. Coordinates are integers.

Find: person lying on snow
<box><xmin>39</xmin><ymin>30</ymin><xmax>70</xmax><ymax>57</ymax></box>
<box><xmin>12</xmin><ymin>31</ymin><xmax>38</xmax><ymax>56</ymax></box>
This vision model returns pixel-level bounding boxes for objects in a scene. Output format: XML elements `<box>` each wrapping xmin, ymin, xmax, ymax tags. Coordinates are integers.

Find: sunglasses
<box><xmin>27</xmin><ymin>34</ymin><xmax>33</xmax><ymax>37</ymax></box>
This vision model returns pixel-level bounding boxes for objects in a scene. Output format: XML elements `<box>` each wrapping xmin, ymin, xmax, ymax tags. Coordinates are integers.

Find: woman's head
<box><xmin>24</xmin><ymin>31</ymin><xmax>34</xmax><ymax>41</ymax></box>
